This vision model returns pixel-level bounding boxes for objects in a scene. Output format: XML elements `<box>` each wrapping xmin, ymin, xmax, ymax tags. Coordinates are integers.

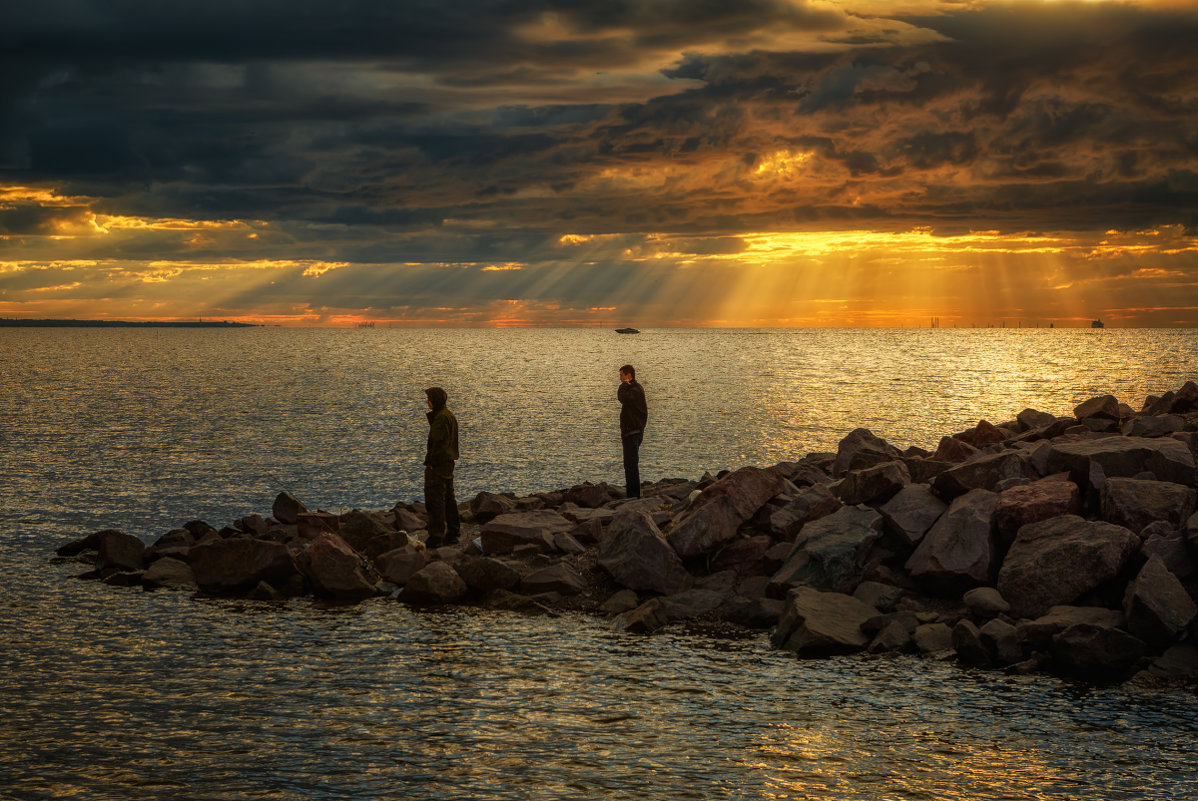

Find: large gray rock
<box><xmin>933</xmin><ymin>450</ymin><xmax>1039</xmax><ymax>499</ymax></box>
<box><xmin>768</xmin><ymin>505</ymin><xmax>884</xmax><ymax>595</ymax></box>
<box><xmin>401</xmin><ymin>561</ymin><xmax>468</xmax><ymax>605</ymax></box>
<box><xmin>836</xmin><ymin>460</ymin><xmax>910</xmax><ymax>505</ymax></box>
<box><xmin>191</xmin><ymin>538</ymin><xmax>299</xmax><ymax>595</ymax></box>
<box><xmin>480</xmin><ymin>510</ymin><xmax>574</xmax><ymax>554</ymax></box>
<box><xmin>769</xmin><ymin>483</ymin><xmax>842</xmax><ymax>540</ymax></box>
<box><xmin>879</xmin><ymin>484</ymin><xmax>946</xmax><ymax>546</ymax></box>
<box><xmin>770</xmin><ymin>587</ymin><xmax>878</xmax><ymax>656</ymax></box>
<box><xmin>1124</xmin><ymin>556</ymin><xmax>1197</xmax><ymax>648</ymax></box>
<box><xmin>905</xmin><ymin>489</ymin><xmax>1000</xmax><ymax>592</ymax></box>
<box><xmin>832</xmin><ymin>428</ymin><xmax>903</xmax><ymax>477</ymax></box>
<box><xmin>600</xmin><ymin>510</ymin><xmax>693</xmax><ymax>595</ymax></box>
<box><xmin>303</xmin><ymin>533</ymin><xmax>380</xmax><ymax>601</ymax></box>
<box><xmin>668</xmin><ymin>466</ymin><xmax>787</xmax><ymax>557</ymax></box>
<box><xmin>1045</xmin><ymin>436</ymin><xmax>1195</xmax><ymax>487</ymax></box>
<box><xmin>1101</xmin><ymin>477</ymin><xmax>1197</xmax><ymax>535</ymax></box>
<box><xmin>997</xmin><ymin>515</ymin><xmax>1139</xmax><ymax>618</ymax></box>
<box><xmin>993</xmin><ymin>475</ymin><xmax>1080</xmax><ymax>544</ymax></box>
<box><xmin>1052</xmin><ymin>623</ymin><xmax>1146</xmax><ymax>678</ymax></box>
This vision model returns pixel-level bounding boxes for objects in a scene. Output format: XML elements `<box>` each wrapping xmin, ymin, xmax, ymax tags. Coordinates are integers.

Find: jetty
<box><xmin>55</xmin><ymin>382</ymin><xmax>1198</xmax><ymax>688</ymax></box>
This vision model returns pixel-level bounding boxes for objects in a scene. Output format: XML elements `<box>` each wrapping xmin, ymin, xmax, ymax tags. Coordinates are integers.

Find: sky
<box><xmin>1</xmin><ymin>0</ymin><xmax>1196</xmax><ymax>327</ymax></box>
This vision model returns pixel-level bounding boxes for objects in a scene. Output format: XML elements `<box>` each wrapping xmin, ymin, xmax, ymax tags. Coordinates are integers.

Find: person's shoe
<box><xmin>444</xmin><ymin>533</ymin><xmax>461</xmax><ymax>545</ymax></box>
<box><xmin>425</xmin><ymin>535</ymin><xmax>445</xmax><ymax>548</ymax></box>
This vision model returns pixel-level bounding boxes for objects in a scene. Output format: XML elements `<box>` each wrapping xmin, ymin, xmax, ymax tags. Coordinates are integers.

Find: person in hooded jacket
<box><xmin>617</xmin><ymin>364</ymin><xmax>647</xmax><ymax>499</ymax></box>
<box><xmin>423</xmin><ymin>386</ymin><xmax>460</xmax><ymax>545</ymax></box>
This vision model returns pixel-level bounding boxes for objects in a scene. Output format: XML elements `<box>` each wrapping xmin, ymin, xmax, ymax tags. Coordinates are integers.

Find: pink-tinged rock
<box><xmin>932</xmin><ymin>436</ymin><xmax>979</xmax><ymax>464</ymax></box>
<box><xmin>1045</xmin><ymin>436</ymin><xmax>1195</xmax><ymax>487</ymax></box>
<box><xmin>905</xmin><ymin>489</ymin><xmax>999</xmax><ymax>593</ymax></box>
<box><xmin>521</xmin><ymin>562</ymin><xmax>586</xmax><ymax>596</ymax></box>
<box><xmin>879</xmin><ymin>484</ymin><xmax>947</xmax><ymax>546</ymax></box>
<box><xmin>140</xmin><ymin>557</ymin><xmax>196</xmax><ymax>590</ymax></box>
<box><xmin>272</xmin><ymin>491</ymin><xmax>308</xmax><ymax>524</ymax></box>
<box><xmin>452</xmin><ymin>554</ymin><xmax>522</xmax><ymax>594</ymax></box>
<box><xmin>833</xmin><ymin>428</ymin><xmax>903</xmax><ymax>477</ymax></box>
<box><xmin>600</xmin><ymin>510</ymin><xmax>692</xmax><ymax>596</ymax></box>
<box><xmin>392</xmin><ymin>505</ymin><xmax>428</xmax><ymax>532</ymax></box>
<box><xmin>565</xmin><ymin>482</ymin><xmax>612</xmax><ymax>508</ymax></box>
<box><xmin>337</xmin><ymin>509</ymin><xmax>393</xmax><ymax>553</ymax></box>
<box><xmin>468</xmin><ymin>491</ymin><xmax>518</xmax><ymax>522</ymax></box>
<box><xmin>296</xmin><ymin>511</ymin><xmax>341</xmax><ymax>539</ymax></box>
<box><xmin>993</xmin><ymin>474</ymin><xmax>1081</xmax><ymax>544</ymax></box>
<box><xmin>770</xmin><ymin>587</ymin><xmax>878</xmax><ymax>656</ymax></box>
<box><xmin>835</xmin><ymin>460</ymin><xmax>910</xmax><ymax>505</ymax></box>
<box><xmin>712</xmin><ymin>535</ymin><xmax>774</xmax><ymax>576</ymax></box>
<box><xmin>1125</xmin><ymin>414</ymin><xmax>1186</xmax><ymax>438</ymax></box>
<box><xmin>932</xmin><ymin>450</ymin><xmax>1038</xmax><ymax>499</ymax></box>
<box><xmin>400</xmin><ymin>562</ymin><xmax>468</xmax><ymax>605</ymax></box>
<box><xmin>769</xmin><ymin>483</ymin><xmax>842</xmax><ymax>540</ymax></box>
<box><xmin>1017</xmin><ymin>408</ymin><xmax>1058</xmax><ymax>431</ymax></box>
<box><xmin>1074</xmin><ymin>394</ymin><xmax>1121</xmax><ymax>421</ymax></box>
<box><xmin>375</xmin><ymin>545</ymin><xmax>429</xmax><ymax>585</ymax></box>
<box><xmin>480</xmin><ymin>510</ymin><xmax>573</xmax><ymax>554</ymax></box>
<box><xmin>668</xmin><ymin>465</ymin><xmax>788</xmax><ymax>557</ymax></box>
<box><xmin>997</xmin><ymin>515</ymin><xmax>1139</xmax><ymax>619</ymax></box>
<box><xmin>1124</xmin><ymin>556</ymin><xmax>1197</xmax><ymax>648</ymax></box>
<box><xmin>191</xmin><ymin>538</ymin><xmax>299</xmax><ymax>595</ymax></box>
<box><xmin>954</xmin><ymin>420</ymin><xmax>1007</xmax><ymax>447</ymax></box>
<box><xmin>1101</xmin><ymin>477</ymin><xmax>1197</xmax><ymax>535</ymax></box>
<box><xmin>303</xmin><ymin>533</ymin><xmax>379</xmax><ymax>601</ymax></box>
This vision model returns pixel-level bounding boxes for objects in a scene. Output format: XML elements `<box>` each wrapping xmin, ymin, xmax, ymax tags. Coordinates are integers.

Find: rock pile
<box><xmin>55</xmin><ymin>382</ymin><xmax>1198</xmax><ymax>687</ymax></box>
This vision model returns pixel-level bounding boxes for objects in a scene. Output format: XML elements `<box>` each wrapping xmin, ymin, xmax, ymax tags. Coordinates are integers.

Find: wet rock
<box><xmin>835</xmin><ymin>460</ymin><xmax>910</xmax><ymax>505</ymax></box>
<box><xmin>997</xmin><ymin>515</ymin><xmax>1139</xmax><ymax>619</ymax></box>
<box><xmin>601</xmin><ymin>589</ymin><xmax>639</xmax><ymax>614</ymax></box>
<box><xmin>852</xmin><ymin>581</ymin><xmax>906</xmax><ymax>614</ymax></box>
<box><xmin>979</xmin><ymin>618</ymin><xmax>1024</xmax><ymax>665</ymax></box>
<box><xmin>913</xmin><ymin>622</ymin><xmax>954</xmax><ymax>656</ymax></box>
<box><xmin>400</xmin><ymin>562</ymin><xmax>468</xmax><ymax>605</ymax></box>
<box><xmin>1074</xmin><ymin>394</ymin><xmax>1121</xmax><ymax>422</ymax></box>
<box><xmin>451</xmin><ymin>553</ymin><xmax>522</xmax><ymax>595</ymax></box>
<box><xmin>1123</xmin><ymin>556</ymin><xmax>1197</xmax><ymax>648</ymax></box>
<box><xmin>768</xmin><ymin>505</ymin><xmax>884</xmax><ymax>596</ymax></box>
<box><xmin>272</xmin><ymin>491</ymin><xmax>308</xmax><ymax>525</ymax></box>
<box><xmin>933</xmin><ymin>450</ymin><xmax>1039</xmax><ymax>499</ymax></box>
<box><xmin>1045</xmin><ymin>436</ymin><xmax>1195</xmax><ymax>488</ymax></box>
<box><xmin>1127</xmin><ymin>644</ymin><xmax>1198</xmax><ymax>688</ymax></box>
<box><xmin>869</xmin><ymin>620</ymin><xmax>916</xmax><ymax>653</ymax></box>
<box><xmin>1100</xmin><ymin>477</ymin><xmax>1197</xmax><ymax>535</ymax></box>
<box><xmin>833</xmin><ymin>428</ymin><xmax>903</xmax><ymax>477</ymax></box>
<box><xmin>769</xmin><ymin>483</ymin><xmax>842</xmax><ymax>540</ymax></box>
<box><xmin>521</xmin><ymin>563</ymin><xmax>586</xmax><ymax>596</ymax></box>
<box><xmin>483</xmin><ymin>589</ymin><xmax>557</xmax><ymax>616</ymax></box>
<box><xmin>658</xmin><ymin>588</ymin><xmax>725</xmax><ymax>621</ymax></box>
<box><xmin>932</xmin><ymin>436</ymin><xmax>979</xmax><ymax>464</ymax></box>
<box><xmin>725</xmin><ymin>596</ymin><xmax>785</xmax><ymax>629</ymax></box>
<box><xmin>191</xmin><ymin>538</ymin><xmax>299</xmax><ymax>596</ymax></box>
<box><xmin>303</xmin><ymin>533</ymin><xmax>380</xmax><ymax>601</ymax></box>
<box><xmin>1017</xmin><ymin>408</ymin><xmax>1058</xmax><ymax>431</ymax></box>
<box><xmin>375</xmin><ymin>546</ymin><xmax>430</xmax><ymax>585</ymax></box>
<box><xmin>963</xmin><ymin>587</ymin><xmax>1010</xmax><ymax>619</ymax></box>
<box><xmin>1022</xmin><ymin>606</ymin><xmax>1125</xmax><ymax>649</ymax></box>
<box><xmin>480</xmin><ymin>510</ymin><xmax>573</xmax><ymax>554</ymax></box>
<box><xmin>952</xmin><ymin>619</ymin><xmax>990</xmax><ymax>666</ymax></box>
<box><xmin>1051</xmin><ymin>623</ymin><xmax>1146</xmax><ymax>679</ymax></box>
<box><xmin>905</xmin><ymin>489</ymin><xmax>999</xmax><ymax>593</ymax></box>
<box><xmin>601</xmin><ymin>510</ymin><xmax>693</xmax><ymax>595</ymax></box>
<box><xmin>247</xmin><ymin>581</ymin><xmax>286</xmax><ymax>601</ymax></box>
<box><xmin>771</xmin><ymin>587</ymin><xmax>878</xmax><ymax>656</ymax></box>
<box><xmin>614</xmin><ymin>599</ymin><xmax>668</xmax><ymax>633</ymax></box>
<box><xmin>141</xmin><ymin>557</ymin><xmax>196</xmax><ymax>590</ymax></box>
<box><xmin>879</xmin><ymin>484</ymin><xmax>946</xmax><ymax>546</ymax></box>
<box><xmin>94</xmin><ymin>530</ymin><xmax>146</xmax><ymax>571</ymax></box>
<box><xmin>993</xmin><ymin>475</ymin><xmax>1080</xmax><ymax>545</ymax></box>
<box><xmin>668</xmin><ymin>466</ymin><xmax>787</xmax><ymax>557</ymax></box>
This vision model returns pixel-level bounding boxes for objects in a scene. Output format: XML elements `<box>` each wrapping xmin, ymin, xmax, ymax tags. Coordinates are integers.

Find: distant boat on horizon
<box><xmin>1091</xmin><ymin>318</ymin><xmax>1105</xmax><ymax>329</ymax></box>
<box><xmin>615</xmin><ymin>327</ymin><xmax>640</xmax><ymax>334</ymax></box>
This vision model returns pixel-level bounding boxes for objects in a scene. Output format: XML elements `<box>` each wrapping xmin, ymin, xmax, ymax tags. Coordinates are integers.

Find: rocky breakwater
<box><xmin>55</xmin><ymin>381</ymin><xmax>1198</xmax><ymax>688</ymax></box>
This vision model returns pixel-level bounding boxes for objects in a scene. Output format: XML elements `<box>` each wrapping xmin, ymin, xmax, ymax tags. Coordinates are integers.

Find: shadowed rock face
<box><xmin>905</xmin><ymin>489</ymin><xmax>999</xmax><ymax>593</ymax></box>
<box><xmin>667</xmin><ymin>466</ymin><xmax>786</xmax><ymax>558</ymax></box>
<box><xmin>304</xmin><ymin>532</ymin><xmax>379</xmax><ymax>601</ymax></box>
<box><xmin>600</xmin><ymin>510</ymin><xmax>692</xmax><ymax>596</ymax></box>
<box><xmin>1124</xmin><ymin>556</ymin><xmax>1197</xmax><ymax>648</ymax></box>
<box><xmin>191</xmin><ymin>538</ymin><xmax>299</xmax><ymax>595</ymax></box>
<box><xmin>1045</xmin><ymin>436</ymin><xmax>1195</xmax><ymax>488</ymax></box>
<box><xmin>1101</xmin><ymin>478</ymin><xmax>1197</xmax><ymax>535</ymax></box>
<box><xmin>768</xmin><ymin>505</ymin><xmax>884</xmax><ymax>596</ymax></box>
<box><xmin>771</xmin><ymin>587</ymin><xmax>878</xmax><ymax>656</ymax></box>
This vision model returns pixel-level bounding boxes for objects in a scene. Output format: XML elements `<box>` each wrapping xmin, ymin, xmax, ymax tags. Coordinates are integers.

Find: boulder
<box><xmin>905</xmin><ymin>489</ymin><xmax>1000</xmax><ymax>592</ymax></box>
<box><xmin>140</xmin><ymin>557</ymin><xmax>196</xmax><ymax>590</ymax></box>
<box><xmin>993</xmin><ymin>475</ymin><xmax>1080</xmax><ymax>545</ymax></box>
<box><xmin>296</xmin><ymin>511</ymin><xmax>341</xmax><ymax>539</ymax></box>
<box><xmin>852</xmin><ymin>581</ymin><xmax>906</xmax><ymax>614</ymax></box>
<box><xmin>480</xmin><ymin>510</ymin><xmax>573</xmax><ymax>554</ymax></box>
<box><xmin>1124</xmin><ymin>556</ymin><xmax>1197</xmax><ymax>648</ymax></box>
<box><xmin>869</xmin><ymin>620</ymin><xmax>916</xmax><ymax>653</ymax></box>
<box><xmin>564</xmin><ymin>482</ymin><xmax>612</xmax><ymax>508</ymax></box>
<box><xmin>375</xmin><ymin>546</ymin><xmax>429</xmax><ymax>585</ymax></box>
<box><xmin>835</xmin><ymin>460</ymin><xmax>910</xmax><ymax>505</ymax></box>
<box><xmin>1045</xmin><ymin>436</ymin><xmax>1195</xmax><ymax>488</ymax></box>
<box><xmin>1100</xmin><ymin>477</ymin><xmax>1197</xmax><ymax>535</ymax></box>
<box><xmin>725</xmin><ymin>596</ymin><xmax>785</xmax><ymax>629</ymax></box>
<box><xmin>905</xmin><ymin>458</ymin><xmax>953</xmax><ymax>485</ymax></box>
<box><xmin>272</xmin><ymin>491</ymin><xmax>308</xmax><ymax>525</ymax></box>
<box><xmin>833</xmin><ymin>428</ymin><xmax>903</xmax><ymax>477</ymax></box>
<box><xmin>768</xmin><ymin>505</ymin><xmax>884</xmax><ymax>595</ymax></box>
<box><xmin>359</xmin><ymin>530</ymin><xmax>416</xmax><ymax>561</ymax></box>
<box><xmin>770</xmin><ymin>587</ymin><xmax>878</xmax><ymax>656</ymax></box>
<box><xmin>668</xmin><ymin>466</ymin><xmax>787</xmax><ymax>557</ymax></box>
<box><xmin>769</xmin><ymin>483</ymin><xmax>842</xmax><ymax>540</ymax></box>
<box><xmin>600</xmin><ymin>510</ymin><xmax>692</xmax><ymax>595</ymax></box>
<box><xmin>879</xmin><ymin>484</ymin><xmax>946</xmax><ymax>546</ymax></box>
<box><xmin>1140</xmin><ymin>525</ymin><xmax>1193</xmax><ymax>579</ymax></box>
<box><xmin>1051</xmin><ymin>623</ymin><xmax>1146</xmax><ymax>679</ymax></box>
<box><xmin>1125</xmin><ymin>414</ymin><xmax>1186</xmax><ymax>438</ymax></box>
<box><xmin>1022</xmin><ymin>605</ymin><xmax>1125</xmax><ymax>648</ymax></box>
<box><xmin>997</xmin><ymin>515</ymin><xmax>1139</xmax><ymax>618</ymax></box>
<box><xmin>1128</xmin><ymin>644</ymin><xmax>1198</xmax><ymax>688</ymax></box>
<box><xmin>932</xmin><ymin>436</ymin><xmax>979</xmax><ymax>464</ymax></box>
<box><xmin>1017</xmin><ymin>408</ymin><xmax>1058</xmax><ymax>431</ymax></box>
<box><xmin>933</xmin><ymin>450</ymin><xmax>1039</xmax><ymax>499</ymax></box>
<box><xmin>963</xmin><ymin>587</ymin><xmax>1010</xmax><ymax>618</ymax></box>
<box><xmin>452</xmin><ymin>553</ymin><xmax>522</xmax><ymax>594</ymax></box>
<box><xmin>95</xmin><ymin>530</ymin><xmax>146</xmax><ymax>571</ymax></box>
<box><xmin>337</xmin><ymin>509</ymin><xmax>393</xmax><ymax>553</ymax></box>
<box><xmin>521</xmin><ymin>562</ymin><xmax>586</xmax><ymax>596</ymax></box>
<box><xmin>401</xmin><ymin>562</ymin><xmax>468</xmax><ymax>605</ymax></box>
<box><xmin>954</xmin><ymin>420</ymin><xmax>1006</xmax><ymax>447</ymax></box>
<box><xmin>913</xmin><ymin>622</ymin><xmax>954</xmax><ymax>656</ymax></box>
<box><xmin>190</xmin><ymin>538</ymin><xmax>299</xmax><ymax>595</ymax></box>
<box><xmin>304</xmin><ymin>533</ymin><xmax>379</xmax><ymax>601</ymax></box>
<box><xmin>600</xmin><ymin>589</ymin><xmax>639</xmax><ymax>614</ymax></box>
<box><xmin>1074</xmin><ymin>394</ymin><xmax>1121</xmax><ymax>421</ymax></box>
<box><xmin>980</xmin><ymin>617</ymin><xmax>1024</xmax><ymax>665</ymax></box>
<box><xmin>711</xmin><ymin>535</ymin><xmax>774</xmax><ymax>576</ymax></box>
<box><xmin>952</xmin><ymin>619</ymin><xmax>991</xmax><ymax>666</ymax></box>
<box><xmin>613</xmin><ymin>598</ymin><xmax>669</xmax><ymax>633</ymax></box>
<box><xmin>658</xmin><ymin>589</ymin><xmax>725</xmax><ymax>621</ymax></box>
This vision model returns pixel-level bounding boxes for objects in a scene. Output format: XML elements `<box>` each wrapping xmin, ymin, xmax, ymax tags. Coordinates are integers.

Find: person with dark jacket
<box><xmin>617</xmin><ymin>365</ymin><xmax>647</xmax><ymax>499</ymax></box>
<box><xmin>423</xmin><ymin>386</ymin><xmax>460</xmax><ymax>545</ymax></box>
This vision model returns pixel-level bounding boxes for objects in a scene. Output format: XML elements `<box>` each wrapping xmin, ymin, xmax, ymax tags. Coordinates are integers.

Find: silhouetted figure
<box><xmin>423</xmin><ymin>387</ymin><xmax>460</xmax><ymax>545</ymax></box>
<box><xmin>617</xmin><ymin>364</ymin><xmax>647</xmax><ymax>499</ymax></box>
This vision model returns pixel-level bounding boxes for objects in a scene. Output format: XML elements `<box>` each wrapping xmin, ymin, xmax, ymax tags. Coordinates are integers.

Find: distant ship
<box><xmin>615</xmin><ymin>327</ymin><xmax>640</xmax><ymax>334</ymax></box>
<box><xmin>1091</xmin><ymin>318</ymin><xmax>1105</xmax><ymax>329</ymax></box>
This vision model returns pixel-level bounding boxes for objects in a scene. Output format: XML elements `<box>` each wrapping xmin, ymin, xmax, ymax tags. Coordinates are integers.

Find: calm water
<box><xmin>2</xmin><ymin>327</ymin><xmax>1198</xmax><ymax>800</ymax></box>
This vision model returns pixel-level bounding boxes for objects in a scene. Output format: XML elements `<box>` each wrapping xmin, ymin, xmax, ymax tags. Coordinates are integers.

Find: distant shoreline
<box><xmin>0</xmin><ymin>318</ymin><xmax>259</xmax><ymax>328</ymax></box>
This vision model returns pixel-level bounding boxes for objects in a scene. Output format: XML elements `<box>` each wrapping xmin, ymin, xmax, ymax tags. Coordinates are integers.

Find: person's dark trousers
<box><xmin>424</xmin><ymin>467</ymin><xmax>461</xmax><ymax>544</ymax></box>
<box><xmin>622</xmin><ymin>432</ymin><xmax>642</xmax><ymax>499</ymax></box>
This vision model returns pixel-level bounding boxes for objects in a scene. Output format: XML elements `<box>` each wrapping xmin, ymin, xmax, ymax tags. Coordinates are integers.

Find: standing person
<box><xmin>423</xmin><ymin>386</ymin><xmax>460</xmax><ymax>546</ymax></box>
<box><xmin>617</xmin><ymin>364</ymin><xmax>647</xmax><ymax>499</ymax></box>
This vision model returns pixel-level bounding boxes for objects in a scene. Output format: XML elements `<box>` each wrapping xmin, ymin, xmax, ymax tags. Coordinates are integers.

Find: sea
<box><xmin>2</xmin><ymin>326</ymin><xmax>1197</xmax><ymax>800</ymax></box>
